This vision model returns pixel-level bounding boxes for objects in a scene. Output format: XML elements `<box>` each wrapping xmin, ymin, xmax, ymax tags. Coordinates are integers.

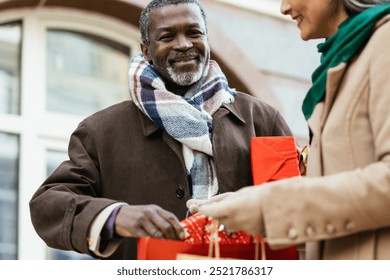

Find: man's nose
<box><xmin>174</xmin><ymin>34</ymin><xmax>193</xmax><ymax>50</ymax></box>
<box><xmin>280</xmin><ymin>0</ymin><xmax>291</xmax><ymax>15</ymax></box>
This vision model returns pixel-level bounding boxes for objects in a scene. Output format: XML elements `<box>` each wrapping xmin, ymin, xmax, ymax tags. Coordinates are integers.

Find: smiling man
<box><xmin>29</xmin><ymin>0</ymin><xmax>293</xmax><ymax>260</ymax></box>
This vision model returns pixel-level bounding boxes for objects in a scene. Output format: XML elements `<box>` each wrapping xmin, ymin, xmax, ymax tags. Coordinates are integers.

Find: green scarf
<box><xmin>302</xmin><ymin>4</ymin><xmax>390</xmax><ymax>120</ymax></box>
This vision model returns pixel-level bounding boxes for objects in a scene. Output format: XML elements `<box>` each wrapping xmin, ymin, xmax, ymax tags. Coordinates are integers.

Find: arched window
<box><xmin>0</xmin><ymin>7</ymin><xmax>140</xmax><ymax>260</ymax></box>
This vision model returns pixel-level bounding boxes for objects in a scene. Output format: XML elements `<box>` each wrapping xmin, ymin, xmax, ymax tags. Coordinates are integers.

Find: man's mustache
<box><xmin>167</xmin><ymin>52</ymin><xmax>204</xmax><ymax>64</ymax></box>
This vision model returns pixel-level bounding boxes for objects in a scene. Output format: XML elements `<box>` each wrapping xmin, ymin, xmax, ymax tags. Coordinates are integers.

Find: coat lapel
<box><xmin>137</xmin><ymin>106</ymin><xmax>186</xmax><ymax>168</ymax></box>
<box><xmin>306</xmin><ymin>63</ymin><xmax>347</xmax><ymax>177</ymax></box>
<box><xmin>321</xmin><ymin>62</ymin><xmax>348</xmax><ymax>125</ymax></box>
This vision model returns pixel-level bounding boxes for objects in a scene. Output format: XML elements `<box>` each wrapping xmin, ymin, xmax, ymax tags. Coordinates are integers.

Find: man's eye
<box><xmin>159</xmin><ymin>34</ymin><xmax>174</xmax><ymax>41</ymax></box>
<box><xmin>188</xmin><ymin>30</ymin><xmax>203</xmax><ymax>37</ymax></box>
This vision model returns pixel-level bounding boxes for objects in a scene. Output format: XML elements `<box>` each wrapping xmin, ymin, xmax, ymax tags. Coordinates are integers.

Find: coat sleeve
<box><xmin>271</xmin><ymin>110</ymin><xmax>294</xmax><ymax>137</ymax></box>
<box><xmin>29</xmin><ymin>121</ymin><xmax>117</xmax><ymax>256</ymax></box>
<box><xmin>248</xmin><ymin>94</ymin><xmax>293</xmax><ymax>137</ymax></box>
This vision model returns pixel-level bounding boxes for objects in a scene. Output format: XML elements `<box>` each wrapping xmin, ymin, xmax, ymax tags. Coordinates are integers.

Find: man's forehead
<box><xmin>149</xmin><ymin>3</ymin><xmax>206</xmax><ymax>30</ymax></box>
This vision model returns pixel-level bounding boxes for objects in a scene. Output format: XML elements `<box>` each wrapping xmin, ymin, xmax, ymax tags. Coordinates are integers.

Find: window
<box><xmin>0</xmin><ymin>8</ymin><xmax>140</xmax><ymax>260</ymax></box>
<box><xmin>0</xmin><ymin>132</ymin><xmax>19</xmax><ymax>259</ymax></box>
<box><xmin>46</xmin><ymin>30</ymin><xmax>130</xmax><ymax>116</ymax></box>
<box><xmin>0</xmin><ymin>21</ymin><xmax>21</xmax><ymax>260</ymax></box>
<box><xmin>0</xmin><ymin>22</ymin><xmax>20</xmax><ymax>115</ymax></box>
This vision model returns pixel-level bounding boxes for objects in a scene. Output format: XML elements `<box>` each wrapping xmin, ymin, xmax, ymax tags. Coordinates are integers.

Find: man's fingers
<box><xmin>155</xmin><ymin>208</ymin><xmax>185</xmax><ymax>240</ymax></box>
<box><xmin>115</xmin><ymin>204</ymin><xmax>185</xmax><ymax>240</ymax></box>
<box><xmin>138</xmin><ymin>215</ymin><xmax>164</xmax><ymax>238</ymax></box>
<box><xmin>117</xmin><ymin>225</ymin><xmax>148</xmax><ymax>238</ymax></box>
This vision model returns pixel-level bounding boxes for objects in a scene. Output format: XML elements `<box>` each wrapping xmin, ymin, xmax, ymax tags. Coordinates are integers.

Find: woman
<box><xmin>187</xmin><ymin>0</ymin><xmax>390</xmax><ymax>259</ymax></box>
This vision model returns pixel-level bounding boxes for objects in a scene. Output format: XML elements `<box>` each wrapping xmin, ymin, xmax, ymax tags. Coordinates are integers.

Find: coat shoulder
<box><xmin>232</xmin><ymin>91</ymin><xmax>292</xmax><ymax>136</ymax></box>
<box><xmin>234</xmin><ymin>91</ymin><xmax>279</xmax><ymax>114</ymax></box>
<box><xmin>365</xmin><ymin>16</ymin><xmax>390</xmax><ymax>54</ymax></box>
<box><xmin>81</xmin><ymin>100</ymin><xmax>137</xmax><ymax>127</ymax></box>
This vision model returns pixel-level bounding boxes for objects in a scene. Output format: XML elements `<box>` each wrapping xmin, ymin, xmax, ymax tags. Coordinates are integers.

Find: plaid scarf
<box><xmin>128</xmin><ymin>54</ymin><xmax>236</xmax><ymax>199</ymax></box>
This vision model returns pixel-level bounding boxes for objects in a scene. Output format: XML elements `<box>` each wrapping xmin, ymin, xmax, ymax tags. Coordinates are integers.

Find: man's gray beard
<box><xmin>167</xmin><ymin>62</ymin><xmax>206</xmax><ymax>86</ymax></box>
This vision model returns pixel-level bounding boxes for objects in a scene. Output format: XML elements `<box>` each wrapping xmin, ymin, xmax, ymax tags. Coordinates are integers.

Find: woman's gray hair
<box><xmin>343</xmin><ymin>0</ymin><xmax>390</xmax><ymax>15</ymax></box>
<box><xmin>139</xmin><ymin>0</ymin><xmax>207</xmax><ymax>45</ymax></box>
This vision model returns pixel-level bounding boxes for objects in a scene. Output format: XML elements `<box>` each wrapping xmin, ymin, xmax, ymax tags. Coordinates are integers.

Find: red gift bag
<box><xmin>137</xmin><ymin>214</ymin><xmax>258</xmax><ymax>260</ymax></box>
<box><xmin>138</xmin><ymin>238</ymin><xmax>206</xmax><ymax>260</ymax></box>
<box><xmin>138</xmin><ymin>217</ymin><xmax>263</xmax><ymax>260</ymax></box>
<box><xmin>179</xmin><ymin>213</ymin><xmax>295</xmax><ymax>259</ymax></box>
<box><xmin>250</xmin><ymin>136</ymin><xmax>300</xmax><ymax>259</ymax></box>
<box><xmin>137</xmin><ymin>213</ymin><xmax>297</xmax><ymax>260</ymax></box>
<box><xmin>137</xmin><ymin>237</ymin><xmax>261</xmax><ymax>260</ymax></box>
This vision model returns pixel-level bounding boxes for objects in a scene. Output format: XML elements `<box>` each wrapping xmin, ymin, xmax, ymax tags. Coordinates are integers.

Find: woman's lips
<box><xmin>293</xmin><ymin>15</ymin><xmax>303</xmax><ymax>26</ymax></box>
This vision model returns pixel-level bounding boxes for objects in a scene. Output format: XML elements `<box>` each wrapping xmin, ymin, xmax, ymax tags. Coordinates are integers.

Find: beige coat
<box><xmin>261</xmin><ymin>15</ymin><xmax>390</xmax><ymax>259</ymax></box>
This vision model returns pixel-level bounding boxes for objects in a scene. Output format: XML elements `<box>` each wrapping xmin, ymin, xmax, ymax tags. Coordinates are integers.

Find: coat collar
<box><xmin>137</xmin><ymin>99</ymin><xmax>246</xmax><ymax>137</ymax></box>
<box><xmin>137</xmin><ymin>108</ymin><xmax>159</xmax><ymax>137</ymax></box>
<box><xmin>221</xmin><ymin>100</ymin><xmax>246</xmax><ymax>124</ymax></box>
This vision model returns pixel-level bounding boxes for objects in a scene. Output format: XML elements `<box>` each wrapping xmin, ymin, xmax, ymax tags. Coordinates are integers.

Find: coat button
<box><xmin>345</xmin><ymin>221</ymin><xmax>355</xmax><ymax>231</ymax></box>
<box><xmin>326</xmin><ymin>224</ymin><xmax>336</xmax><ymax>234</ymax></box>
<box><xmin>288</xmin><ymin>228</ymin><xmax>298</xmax><ymax>240</ymax></box>
<box><xmin>305</xmin><ymin>226</ymin><xmax>315</xmax><ymax>237</ymax></box>
<box><xmin>176</xmin><ymin>186</ymin><xmax>185</xmax><ymax>198</ymax></box>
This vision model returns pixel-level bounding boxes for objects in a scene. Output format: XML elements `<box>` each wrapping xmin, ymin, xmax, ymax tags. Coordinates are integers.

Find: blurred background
<box><xmin>0</xmin><ymin>0</ymin><xmax>321</xmax><ymax>260</ymax></box>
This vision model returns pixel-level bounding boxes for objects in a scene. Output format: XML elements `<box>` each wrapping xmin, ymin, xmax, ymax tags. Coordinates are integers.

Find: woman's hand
<box><xmin>197</xmin><ymin>187</ymin><xmax>265</xmax><ymax>236</ymax></box>
<box><xmin>186</xmin><ymin>192</ymin><xmax>234</xmax><ymax>214</ymax></box>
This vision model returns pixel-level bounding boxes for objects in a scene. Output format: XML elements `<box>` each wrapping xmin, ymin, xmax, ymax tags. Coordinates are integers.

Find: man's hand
<box><xmin>115</xmin><ymin>205</ymin><xmax>186</xmax><ymax>240</ymax></box>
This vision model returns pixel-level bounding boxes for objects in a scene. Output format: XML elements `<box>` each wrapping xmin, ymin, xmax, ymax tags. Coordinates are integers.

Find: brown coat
<box><xmin>261</xmin><ymin>16</ymin><xmax>390</xmax><ymax>259</ymax></box>
<box><xmin>29</xmin><ymin>91</ymin><xmax>292</xmax><ymax>259</ymax></box>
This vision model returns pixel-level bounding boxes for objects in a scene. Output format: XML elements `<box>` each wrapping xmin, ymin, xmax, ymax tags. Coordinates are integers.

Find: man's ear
<box><xmin>140</xmin><ymin>43</ymin><xmax>151</xmax><ymax>62</ymax></box>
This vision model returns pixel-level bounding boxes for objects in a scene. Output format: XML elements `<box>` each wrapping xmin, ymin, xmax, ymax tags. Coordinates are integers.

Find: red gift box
<box><xmin>250</xmin><ymin>136</ymin><xmax>300</xmax><ymax>259</ymax></box>
<box><xmin>251</xmin><ymin>136</ymin><xmax>300</xmax><ymax>185</ymax></box>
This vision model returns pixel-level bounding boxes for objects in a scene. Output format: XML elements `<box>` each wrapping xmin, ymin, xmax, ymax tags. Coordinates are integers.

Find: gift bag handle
<box><xmin>208</xmin><ymin>220</ymin><xmax>266</xmax><ymax>260</ymax></box>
